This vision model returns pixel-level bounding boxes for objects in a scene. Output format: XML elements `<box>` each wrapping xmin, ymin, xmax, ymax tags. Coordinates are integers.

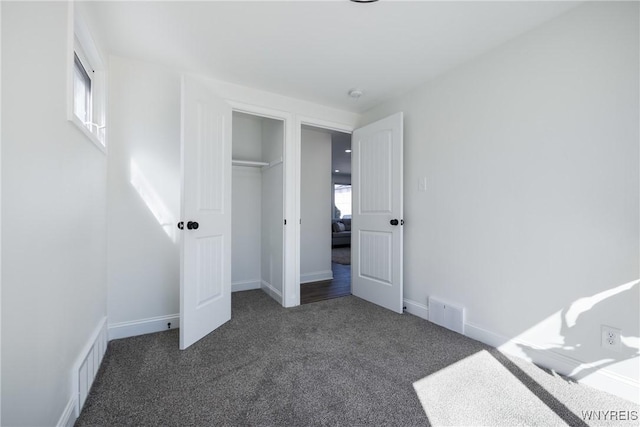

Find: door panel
<box><xmin>360</xmin><ymin>130</ymin><xmax>392</xmax><ymax>213</ymax></box>
<box><xmin>180</xmin><ymin>75</ymin><xmax>232</xmax><ymax>350</ymax></box>
<box><xmin>195</xmin><ymin>236</ymin><xmax>223</xmax><ymax>305</ymax></box>
<box><xmin>359</xmin><ymin>230</ymin><xmax>393</xmax><ymax>284</ymax></box>
<box><xmin>352</xmin><ymin>113</ymin><xmax>403</xmax><ymax>313</ymax></box>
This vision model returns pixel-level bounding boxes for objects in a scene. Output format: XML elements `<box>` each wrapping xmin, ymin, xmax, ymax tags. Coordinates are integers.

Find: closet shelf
<box><xmin>232</xmin><ymin>157</ymin><xmax>283</xmax><ymax>169</ymax></box>
<box><xmin>232</xmin><ymin>159</ymin><xmax>269</xmax><ymax>167</ymax></box>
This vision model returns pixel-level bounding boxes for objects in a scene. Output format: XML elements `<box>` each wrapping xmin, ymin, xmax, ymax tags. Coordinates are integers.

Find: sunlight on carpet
<box><xmin>413</xmin><ymin>350</ymin><xmax>565</xmax><ymax>426</ymax></box>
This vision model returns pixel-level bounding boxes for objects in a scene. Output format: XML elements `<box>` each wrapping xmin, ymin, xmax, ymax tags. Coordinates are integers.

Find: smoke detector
<box><xmin>348</xmin><ymin>89</ymin><xmax>364</xmax><ymax>99</ymax></box>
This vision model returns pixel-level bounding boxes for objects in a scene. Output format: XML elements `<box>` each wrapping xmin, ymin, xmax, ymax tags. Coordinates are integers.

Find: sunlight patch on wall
<box><xmin>130</xmin><ymin>159</ymin><xmax>177</xmax><ymax>243</ymax></box>
<box><xmin>565</xmin><ymin>280</ymin><xmax>639</xmax><ymax>328</ymax></box>
<box><xmin>492</xmin><ymin>279</ymin><xmax>639</xmax><ymax>389</ymax></box>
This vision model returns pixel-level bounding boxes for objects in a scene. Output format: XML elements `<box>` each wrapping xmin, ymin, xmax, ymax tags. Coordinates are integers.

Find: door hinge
<box><xmin>284</xmin><ymin>219</ymin><xmax>287</xmax><ymax>225</ymax></box>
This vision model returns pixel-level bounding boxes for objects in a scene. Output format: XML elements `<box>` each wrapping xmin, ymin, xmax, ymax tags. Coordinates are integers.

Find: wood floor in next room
<box><xmin>301</xmin><ymin>262</ymin><xmax>351</xmax><ymax>304</ymax></box>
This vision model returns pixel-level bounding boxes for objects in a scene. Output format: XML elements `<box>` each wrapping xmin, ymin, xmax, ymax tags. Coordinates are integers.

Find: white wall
<box><xmin>1</xmin><ymin>2</ymin><xmax>107</xmax><ymax>425</ymax></box>
<box><xmin>232</xmin><ymin>112</ymin><xmax>263</xmax><ymax>161</ymax></box>
<box><xmin>107</xmin><ymin>56</ymin><xmax>181</xmax><ymax>334</ymax></box>
<box><xmin>262</xmin><ymin>118</ymin><xmax>284</xmax><ymax>166</ymax></box>
<box><xmin>231</xmin><ymin>166</ymin><xmax>262</xmax><ymax>290</ymax></box>
<box><xmin>203</xmin><ymin>78</ymin><xmax>360</xmax><ymax>128</ymax></box>
<box><xmin>300</xmin><ymin>128</ymin><xmax>332</xmax><ymax>283</ymax></box>
<box><xmin>232</xmin><ymin>113</ymin><xmax>263</xmax><ymax>290</ymax></box>
<box><xmin>104</xmin><ymin>54</ymin><xmax>358</xmax><ymax>325</ymax></box>
<box><xmin>361</xmin><ymin>1</ymin><xmax>639</xmax><ymax>401</ymax></box>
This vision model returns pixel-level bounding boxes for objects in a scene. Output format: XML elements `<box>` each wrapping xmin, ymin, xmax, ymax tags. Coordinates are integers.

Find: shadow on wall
<box><xmin>130</xmin><ymin>159</ymin><xmax>178</xmax><ymax>243</ymax></box>
<box><xmin>515</xmin><ymin>280</ymin><xmax>639</xmax><ymax>381</ymax></box>
<box><xmin>413</xmin><ymin>283</ymin><xmax>640</xmax><ymax>425</ymax></box>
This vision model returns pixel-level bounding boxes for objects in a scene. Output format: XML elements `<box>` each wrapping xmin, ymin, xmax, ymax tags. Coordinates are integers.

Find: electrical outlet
<box><xmin>601</xmin><ymin>325</ymin><xmax>621</xmax><ymax>352</ymax></box>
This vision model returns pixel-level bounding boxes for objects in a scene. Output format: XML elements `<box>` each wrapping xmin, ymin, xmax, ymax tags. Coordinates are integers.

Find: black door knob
<box><xmin>390</xmin><ymin>219</ymin><xmax>399</xmax><ymax>226</ymax></box>
<box><xmin>177</xmin><ymin>221</ymin><xmax>184</xmax><ymax>230</ymax></box>
<box><xmin>187</xmin><ymin>221</ymin><xmax>199</xmax><ymax>230</ymax></box>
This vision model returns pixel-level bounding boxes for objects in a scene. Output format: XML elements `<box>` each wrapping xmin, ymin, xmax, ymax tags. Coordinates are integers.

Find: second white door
<box><xmin>179</xmin><ymin>75</ymin><xmax>232</xmax><ymax>350</ymax></box>
<box><xmin>351</xmin><ymin>113</ymin><xmax>404</xmax><ymax>313</ymax></box>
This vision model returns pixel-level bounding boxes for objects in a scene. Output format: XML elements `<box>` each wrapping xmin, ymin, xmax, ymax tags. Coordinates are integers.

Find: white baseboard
<box><xmin>300</xmin><ymin>270</ymin><xmax>333</xmax><ymax>284</ymax></box>
<box><xmin>108</xmin><ymin>314</ymin><xmax>179</xmax><ymax>340</ymax></box>
<box><xmin>578</xmin><ymin>366</ymin><xmax>640</xmax><ymax>405</ymax></box>
<box><xmin>403</xmin><ymin>298</ymin><xmax>429</xmax><ymax>321</ymax></box>
<box><xmin>56</xmin><ymin>396</ymin><xmax>76</xmax><ymax>427</ymax></box>
<box><xmin>65</xmin><ymin>316</ymin><xmax>108</xmax><ymax>426</ymax></box>
<box><xmin>465</xmin><ymin>321</ymin><xmax>640</xmax><ymax>404</ymax></box>
<box><xmin>232</xmin><ymin>280</ymin><xmax>261</xmax><ymax>292</ymax></box>
<box><xmin>261</xmin><ymin>280</ymin><xmax>283</xmax><ymax>304</ymax></box>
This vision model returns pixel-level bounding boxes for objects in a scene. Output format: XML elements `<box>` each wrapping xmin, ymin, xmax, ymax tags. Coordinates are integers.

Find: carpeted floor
<box><xmin>76</xmin><ymin>291</ymin><xmax>638</xmax><ymax>426</ymax></box>
<box><xmin>331</xmin><ymin>246</ymin><xmax>350</xmax><ymax>265</ymax></box>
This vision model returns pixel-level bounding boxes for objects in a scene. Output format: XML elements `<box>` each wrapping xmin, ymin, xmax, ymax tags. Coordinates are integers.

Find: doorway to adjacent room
<box><xmin>300</xmin><ymin>126</ymin><xmax>352</xmax><ymax>304</ymax></box>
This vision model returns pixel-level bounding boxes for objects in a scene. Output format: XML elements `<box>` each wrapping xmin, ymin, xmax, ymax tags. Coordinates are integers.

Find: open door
<box><xmin>351</xmin><ymin>113</ymin><xmax>404</xmax><ymax>313</ymax></box>
<box><xmin>179</xmin><ymin>75</ymin><xmax>232</xmax><ymax>349</ymax></box>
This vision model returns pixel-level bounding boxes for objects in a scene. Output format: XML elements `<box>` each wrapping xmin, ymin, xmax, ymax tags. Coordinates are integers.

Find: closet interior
<box><xmin>231</xmin><ymin>111</ymin><xmax>285</xmax><ymax>303</ymax></box>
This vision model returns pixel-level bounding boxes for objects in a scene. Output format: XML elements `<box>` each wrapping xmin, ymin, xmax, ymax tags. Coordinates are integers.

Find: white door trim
<box><xmin>228</xmin><ymin>100</ymin><xmax>292</xmax><ymax>122</ymax></box>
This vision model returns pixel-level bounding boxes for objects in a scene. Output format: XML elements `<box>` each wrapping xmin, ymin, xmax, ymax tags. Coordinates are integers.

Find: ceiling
<box><xmin>331</xmin><ymin>132</ymin><xmax>352</xmax><ymax>177</ymax></box>
<box><xmin>84</xmin><ymin>1</ymin><xmax>580</xmax><ymax>114</ymax></box>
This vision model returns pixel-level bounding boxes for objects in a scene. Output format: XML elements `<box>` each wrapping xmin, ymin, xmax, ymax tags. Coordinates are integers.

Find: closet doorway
<box><xmin>299</xmin><ymin>125</ymin><xmax>352</xmax><ymax>304</ymax></box>
<box><xmin>231</xmin><ymin>111</ymin><xmax>285</xmax><ymax>304</ymax></box>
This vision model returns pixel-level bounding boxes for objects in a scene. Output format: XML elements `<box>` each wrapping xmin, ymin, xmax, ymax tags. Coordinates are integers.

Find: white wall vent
<box><xmin>428</xmin><ymin>297</ymin><xmax>465</xmax><ymax>335</ymax></box>
<box><xmin>74</xmin><ymin>318</ymin><xmax>108</xmax><ymax>418</ymax></box>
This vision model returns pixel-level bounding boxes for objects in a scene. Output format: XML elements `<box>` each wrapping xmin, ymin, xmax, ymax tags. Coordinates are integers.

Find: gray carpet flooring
<box><xmin>76</xmin><ymin>291</ymin><xmax>638</xmax><ymax>426</ymax></box>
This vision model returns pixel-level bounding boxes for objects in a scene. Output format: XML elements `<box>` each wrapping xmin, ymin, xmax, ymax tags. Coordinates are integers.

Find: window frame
<box><xmin>67</xmin><ymin>4</ymin><xmax>107</xmax><ymax>153</ymax></box>
<box><xmin>73</xmin><ymin>48</ymin><xmax>92</xmax><ymax>126</ymax></box>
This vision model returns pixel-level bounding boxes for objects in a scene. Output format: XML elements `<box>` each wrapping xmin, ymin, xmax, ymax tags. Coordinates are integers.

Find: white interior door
<box><xmin>179</xmin><ymin>75</ymin><xmax>232</xmax><ymax>350</ymax></box>
<box><xmin>352</xmin><ymin>112</ymin><xmax>404</xmax><ymax>313</ymax></box>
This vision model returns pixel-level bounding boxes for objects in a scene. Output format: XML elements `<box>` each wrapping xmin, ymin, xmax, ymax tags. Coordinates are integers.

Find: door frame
<box><xmin>228</xmin><ymin>101</ymin><xmax>295</xmax><ymax>307</ymax></box>
<box><xmin>295</xmin><ymin>116</ymin><xmax>354</xmax><ymax>307</ymax></box>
